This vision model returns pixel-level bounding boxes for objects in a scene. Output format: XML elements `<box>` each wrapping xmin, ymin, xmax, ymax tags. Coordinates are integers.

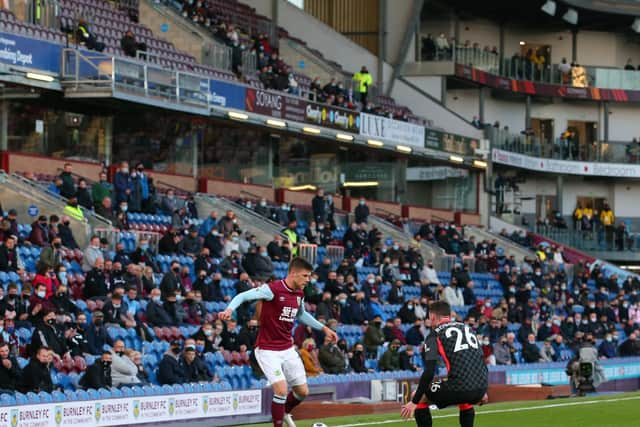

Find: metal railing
<box><xmin>489</xmin><ymin>127</ymin><xmax>640</xmax><ymax>164</ymax></box>
<box><xmin>202</xmin><ymin>42</ymin><xmax>231</xmax><ymax>72</ymax></box>
<box><xmin>532</xmin><ymin>225</ymin><xmax>636</xmax><ymax>253</ymax></box>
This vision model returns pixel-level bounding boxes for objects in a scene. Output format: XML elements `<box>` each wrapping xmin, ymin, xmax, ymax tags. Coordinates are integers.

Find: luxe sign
<box><xmin>360</xmin><ymin>113</ymin><xmax>425</xmax><ymax>148</ymax></box>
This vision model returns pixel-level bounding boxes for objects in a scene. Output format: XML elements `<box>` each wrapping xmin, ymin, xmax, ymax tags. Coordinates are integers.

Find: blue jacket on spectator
<box><xmin>158</xmin><ymin>352</ymin><xmax>186</xmax><ymax>385</ymax></box>
<box><xmin>598</xmin><ymin>339</ymin><xmax>617</xmax><ymax>359</ymax></box>
<box><xmin>366</xmin><ymin>300</ymin><xmax>386</xmax><ymax>321</ymax></box>
<box><xmin>114</xmin><ymin>171</ymin><xmax>132</xmax><ymax>204</ymax></box>
<box><xmin>199</xmin><ymin>217</ymin><xmax>218</xmax><ymax>238</ymax></box>
<box><xmin>86</xmin><ymin>324</ymin><xmax>113</xmax><ymax>355</ymax></box>
<box><xmin>405</xmin><ymin>325</ymin><xmax>425</xmax><ymax>346</ymax></box>
<box><xmin>343</xmin><ymin>299</ymin><xmax>367</xmax><ymax>325</ymax></box>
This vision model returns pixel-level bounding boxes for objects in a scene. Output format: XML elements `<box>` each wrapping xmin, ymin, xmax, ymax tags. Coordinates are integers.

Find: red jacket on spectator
<box><xmin>390</xmin><ymin>326</ymin><xmax>407</xmax><ymax>345</ymax></box>
<box><xmin>32</xmin><ymin>274</ymin><xmax>58</xmax><ymax>299</ymax></box>
<box><xmin>28</xmin><ymin>221</ymin><xmax>50</xmax><ymax>247</ymax></box>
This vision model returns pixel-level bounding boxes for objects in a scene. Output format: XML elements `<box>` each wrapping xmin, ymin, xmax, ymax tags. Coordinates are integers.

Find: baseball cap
<box><xmin>170</xmin><ymin>339</ymin><xmax>182</xmax><ymax>348</ymax></box>
<box><xmin>7</xmin><ymin>209</ymin><xmax>17</xmax><ymax>216</ymax></box>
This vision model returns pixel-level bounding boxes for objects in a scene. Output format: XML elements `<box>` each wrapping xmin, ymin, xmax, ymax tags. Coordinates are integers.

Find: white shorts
<box><xmin>254</xmin><ymin>347</ymin><xmax>307</xmax><ymax>387</ymax></box>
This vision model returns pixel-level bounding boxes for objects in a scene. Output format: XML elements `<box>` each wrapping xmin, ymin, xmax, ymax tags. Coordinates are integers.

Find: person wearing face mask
<box><xmin>110</xmin><ymin>340</ymin><xmax>140</xmax><ymax>387</ymax></box>
<box><xmin>319</xmin><ymin>333</ymin><xmax>347</xmax><ymax>374</ymax></box>
<box><xmin>32</xmin><ymin>261</ymin><xmax>59</xmax><ymax>300</ymax></box>
<box><xmin>62</xmin><ymin>195</ymin><xmax>84</xmax><ymax>222</ymax></box>
<box><xmin>158</xmin><ymin>340</ymin><xmax>187</xmax><ymax>385</ymax></box>
<box><xmin>19</xmin><ymin>347</ymin><xmax>54</xmax><ymax>393</ymax></box>
<box><xmin>159</xmin><ymin>261</ymin><xmax>182</xmax><ymax>302</ymax></box>
<box><xmin>379</xmin><ymin>339</ymin><xmax>401</xmax><ymax>371</ymax></box>
<box><xmin>80</xmin><ymin>350</ymin><xmax>113</xmax><ymax>389</ymax></box>
<box><xmin>29</xmin><ymin>309</ymin><xmax>67</xmax><ymax>359</ymax></box>
<box><xmin>145</xmin><ymin>288</ymin><xmax>173</xmax><ymax>327</ymax></box>
<box><xmin>354</xmin><ymin>198</ymin><xmax>369</xmax><ymax>224</ymax></box>
<box><xmin>299</xmin><ymin>338</ymin><xmax>323</xmax><ymax>377</ymax></box>
<box><xmin>39</xmin><ymin>237</ymin><xmax>64</xmax><ymax>270</ymax></box>
<box><xmin>51</xmin><ymin>283</ymin><xmax>79</xmax><ymax>317</ymax></box>
<box><xmin>85</xmin><ymin>311</ymin><xmax>113</xmax><ymax>355</ymax></box>
<box><xmin>398</xmin><ymin>300</ymin><xmax>417</xmax><ymax>324</ymax></box>
<box><xmin>349</xmin><ymin>343</ymin><xmax>369</xmax><ymax>373</ymax></box>
<box><xmin>537</xmin><ymin>318</ymin><xmax>554</xmax><ymax>341</ymax></box>
<box><xmin>406</xmin><ymin>319</ymin><xmax>426</xmax><ymax>346</ymax></box>
<box><xmin>182</xmin><ymin>290</ymin><xmax>206</xmax><ymax>325</ymax></box>
<box><xmin>364</xmin><ymin>315</ymin><xmax>385</xmax><ymax>357</ymax></box>
<box><xmin>522</xmin><ymin>333</ymin><xmax>543</xmax><ymax>363</ymax></box>
<box><xmin>28</xmin><ymin>215</ymin><xmax>50</xmax><ymax>247</ymax></box>
<box><xmin>251</xmin><ymin>246</ymin><xmax>274</xmax><ymax>282</ymax></box>
<box><xmin>28</xmin><ymin>282</ymin><xmax>56</xmax><ymax>324</ymax></box>
<box><xmin>0</xmin><ymin>342</ymin><xmax>21</xmax><ymax>393</ymax></box>
<box><xmin>114</xmin><ymin>161</ymin><xmax>132</xmax><ymax>206</ymax></box>
<box><xmin>342</xmin><ymin>292</ymin><xmax>366</xmax><ymax>325</ymax></box>
<box><xmin>54</xmin><ymin>215</ymin><xmax>78</xmax><ymax>250</ymax></box>
<box><xmin>238</xmin><ymin>319</ymin><xmax>259</xmax><ymax>351</ymax></box>
<box><xmin>102</xmin><ymin>294</ymin><xmax>130</xmax><ymax>328</ymax></box>
<box><xmin>598</xmin><ymin>333</ymin><xmax>617</xmax><ymax>359</ymax></box>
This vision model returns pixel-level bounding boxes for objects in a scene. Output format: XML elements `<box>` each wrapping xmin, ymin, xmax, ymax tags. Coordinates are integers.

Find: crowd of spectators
<box><xmin>0</xmin><ymin>165</ymin><xmax>638</xmax><ymax>396</ymax></box>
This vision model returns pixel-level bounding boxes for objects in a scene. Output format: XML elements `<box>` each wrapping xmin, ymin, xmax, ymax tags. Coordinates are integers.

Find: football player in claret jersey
<box><xmin>401</xmin><ymin>301</ymin><xmax>488</xmax><ymax>427</ymax></box>
<box><xmin>219</xmin><ymin>257</ymin><xmax>338</xmax><ymax>427</ymax></box>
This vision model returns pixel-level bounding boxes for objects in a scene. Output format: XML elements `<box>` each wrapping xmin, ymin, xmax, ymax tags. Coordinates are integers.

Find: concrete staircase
<box><xmin>139</xmin><ymin>0</ymin><xmax>207</xmax><ymax>62</ymax></box>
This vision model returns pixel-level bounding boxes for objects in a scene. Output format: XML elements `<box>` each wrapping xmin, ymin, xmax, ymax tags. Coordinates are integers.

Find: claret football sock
<box><xmin>272</xmin><ymin>394</ymin><xmax>287</xmax><ymax>426</ymax></box>
<box><xmin>284</xmin><ymin>390</ymin><xmax>305</xmax><ymax>413</ymax></box>
<box><xmin>459</xmin><ymin>407</ymin><xmax>475</xmax><ymax>427</ymax></box>
<box><xmin>414</xmin><ymin>403</ymin><xmax>433</xmax><ymax>427</ymax></box>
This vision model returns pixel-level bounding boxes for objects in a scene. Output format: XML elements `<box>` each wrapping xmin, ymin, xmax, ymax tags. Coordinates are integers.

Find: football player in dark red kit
<box><xmin>220</xmin><ymin>257</ymin><xmax>338</xmax><ymax>427</ymax></box>
<box><xmin>401</xmin><ymin>301</ymin><xmax>488</xmax><ymax>427</ymax></box>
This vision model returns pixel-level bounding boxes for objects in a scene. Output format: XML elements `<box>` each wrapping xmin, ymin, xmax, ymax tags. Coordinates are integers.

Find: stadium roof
<box><xmin>423</xmin><ymin>0</ymin><xmax>640</xmax><ymax>33</ymax></box>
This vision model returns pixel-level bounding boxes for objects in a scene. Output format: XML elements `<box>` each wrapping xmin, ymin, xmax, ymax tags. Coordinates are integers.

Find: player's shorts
<box><xmin>425</xmin><ymin>379</ymin><xmax>486</xmax><ymax>409</ymax></box>
<box><xmin>254</xmin><ymin>347</ymin><xmax>306</xmax><ymax>387</ymax></box>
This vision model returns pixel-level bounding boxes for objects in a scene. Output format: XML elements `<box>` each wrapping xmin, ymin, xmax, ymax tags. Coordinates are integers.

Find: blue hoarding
<box><xmin>0</xmin><ymin>32</ymin><xmax>62</xmax><ymax>73</ymax></box>
<box><xmin>209</xmin><ymin>79</ymin><xmax>245</xmax><ymax>110</ymax></box>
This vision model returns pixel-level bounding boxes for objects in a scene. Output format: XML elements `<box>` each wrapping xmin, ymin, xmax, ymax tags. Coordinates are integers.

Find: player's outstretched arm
<box><xmin>297</xmin><ymin>303</ymin><xmax>338</xmax><ymax>343</ymax></box>
<box><xmin>219</xmin><ymin>285</ymin><xmax>274</xmax><ymax>320</ymax></box>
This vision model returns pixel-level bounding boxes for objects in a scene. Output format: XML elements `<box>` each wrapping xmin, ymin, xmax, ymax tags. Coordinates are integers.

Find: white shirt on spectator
<box><xmin>443</xmin><ymin>286</ymin><xmax>464</xmax><ymax>307</ymax></box>
<box><xmin>553</xmin><ymin>252</ymin><xmax>564</xmax><ymax>265</ymax></box>
<box><xmin>82</xmin><ymin>245</ymin><xmax>103</xmax><ymax>272</ymax></box>
<box><xmin>420</xmin><ymin>266</ymin><xmax>440</xmax><ymax>285</ymax></box>
<box><xmin>224</xmin><ymin>240</ymin><xmax>240</xmax><ymax>257</ymax></box>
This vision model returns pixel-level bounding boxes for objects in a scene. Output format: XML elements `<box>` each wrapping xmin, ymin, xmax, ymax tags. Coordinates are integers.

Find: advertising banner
<box><xmin>406</xmin><ymin>166</ymin><xmax>469</xmax><ymax>181</ymax></box>
<box><xmin>305</xmin><ymin>101</ymin><xmax>359</xmax><ymax>133</ymax></box>
<box><xmin>424</xmin><ymin>128</ymin><xmax>478</xmax><ymax>155</ymax></box>
<box><xmin>360</xmin><ymin>112</ymin><xmax>424</xmax><ymax>148</ymax></box>
<box><xmin>210</xmin><ymin>79</ymin><xmax>246</xmax><ymax>110</ymax></box>
<box><xmin>491</xmin><ymin>148</ymin><xmax>640</xmax><ymax>177</ymax></box>
<box><xmin>0</xmin><ymin>390</ymin><xmax>262</xmax><ymax>427</ymax></box>
<box><xmin>0</xmin><ymin>32</ymin><xmax>62</xmax><ymax>73</ymax></box>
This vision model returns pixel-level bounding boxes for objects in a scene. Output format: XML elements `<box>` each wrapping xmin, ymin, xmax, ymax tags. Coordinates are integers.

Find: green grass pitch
<box><xmin>252</xmin><ymin>391</ymin><xmax>640</xmax><ymax>427</ymax></box>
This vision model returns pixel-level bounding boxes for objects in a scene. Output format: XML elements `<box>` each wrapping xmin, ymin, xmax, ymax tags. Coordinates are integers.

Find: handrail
<box><xmin>239</xmin><ymin>190</ymin><xmax>263</xmax><ymax>200</ymax></box>
<box><xmin>156</xmin><ymin>180</ymin><xmax>191</xmax><ymax>194</ymax></box>
<box><xmin>56</xmin><ymin>168</ymin><xmax>98</xmax><ymax>186</ymax></box>
<box><xmin>373</xmin><ymin>207</ymin><xmax>397</xmax><ymax>217</ymax></box>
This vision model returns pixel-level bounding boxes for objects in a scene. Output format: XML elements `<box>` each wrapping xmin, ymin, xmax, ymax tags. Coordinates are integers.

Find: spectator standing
<box><xmin>601</xmin><ymin>204</ymin><xmax>615</xmax><ymax>249</ymax></box>
<box><xmin>63</xmin><ymin>196</ymin><xmax>84</xmax><ymax>221</ymax></box>
<box><xmin>91</xmin><ymin>171</ymin><xmax>112</xmax><ymax>209</ymax></box>
<box><xmin>76</xmin><ymin>179</ymin><xmax>93</xmax><ymax>210</ymax></box>
<box><xmin>353</xmin><ymin>66</ymin><xmax>372</xmax><ymax>106</ymax></box>
<box><xmin>114</xmin><ymin>162</ymin><xmax>132</xmax><ymax>206</ymax></box>
<box><xmin>312</xmin><ymin>189</ymin><xmax>327</xmax><ymax>224</ymax></box>
<box><xmin>59</xmin><ymin>163</ymin><xmax>75</xmax><ymax>199</ymax></box>
<box><xmin>354</xmin><ymin>198</ymin><xmax>370</xmax><ymax>224</ymax></box>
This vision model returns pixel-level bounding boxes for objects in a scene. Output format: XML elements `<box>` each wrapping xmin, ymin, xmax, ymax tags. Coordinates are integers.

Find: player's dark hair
<box><xmin>430</xmin><ymin>300</ymin><xmax>451</xmax><ymax>317</ymax></box>
<box><xmin>289</xmin><ymin>257</ymin><xmax>313</xmax><ymax>273</ymax></box>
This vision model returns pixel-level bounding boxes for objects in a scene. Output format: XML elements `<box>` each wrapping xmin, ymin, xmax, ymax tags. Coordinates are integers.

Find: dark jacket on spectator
<box><xmin>76</xmin><ymin>187</ymin><xmax>93</xmax><ymax>210</ymax></box>
<box><xmin>203</xmin><ymin>234</ymin><xmax>224</xmax><ymax>258</ymax></box>
<box><xmin>158</xmin><ymin>352</ymin><xmax>186</xmax><ymax>385</ymax></box>
<box><xmin>354</xmin><ymin>204</ymin><xmax>370</xmax><ymax>224</ymax></box>
<box><xmin>160</xmin><ymin>271</ymin><xmax>180</xmax><ymax>301</ymax></box>
<box><xmin>80</xmin><ymin>360</ymin><xmax>112</xmax><ymax>389</ymax></box>
<box><xmin>0</xmin><ymin>355</ymin><xmax>21</xmax><ymax>391</ymax></box>
<box><xmin>86</xmin><ymin>324</ymin><xmax>113</xmax><ymax>355</ymax></box>
<box><xmin>28</xmin><ymin>221</ymin><xmax>50</xmax><ymax>246</ymax></box>
<box><xmin>60</xmin><ymin>171</ymin><xmax>75</xmax><ymax>199</ymax></box>
<box><xmin>19</xmin><ymin>359</ymin><xmax>53</xmax><ymax>393</ymax></box>
<box><xmin>183</xmin><ymin>355</ymin><xmax>211</xmax><ymax>382</ymax></box>
<box><xmin>0</xmin><ymin>245</ymin><xmax>20</xmax><ymax>272</ymax></box>
<box><xmin>145</xmin><ymin>300</ymin><xmax>173</xmax><ymax>327</ymax></box>
<box><xmin>319</xmin><ymin>344</ymin><xmax>346</xmax><ymax>374</ymax></box>
<box><xmin>84</xmin><ymin>268</ymin><xmax>108</xmax><ymax>299</ymax></box>
<box><xmin>349</xmin><ymin>350</ymin><xmax>367</xmax><ymax>373</ymax></box>
<box><xmin>114</xmin><ymin>171</ymin><xmax>131</xmax><ymax>204</ymax></box>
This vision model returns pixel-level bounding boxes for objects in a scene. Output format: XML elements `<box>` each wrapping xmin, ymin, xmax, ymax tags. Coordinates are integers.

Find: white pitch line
<box><xmin>331</xmin><ymin>395</ymin><xmax>640</xmax><ymax>427</ymax></box>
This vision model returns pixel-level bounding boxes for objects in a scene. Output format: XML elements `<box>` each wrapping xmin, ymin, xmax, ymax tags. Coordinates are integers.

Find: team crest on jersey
<box><xmin>10</xmin><ymin>409</ymin><xmax>17</xmax><ymax>427</ymax></box>
<box><xmin>202</xmin><ymin>396</ymin><xmax>209</xmax><ymax>413</ymax></box>
<box><xmin>95</xmin><ymin>402</ymin><xmax>101</xmax><ymax>422</ymax></box>
<box><xmin>54</xmin><ymin>406</ymin><xmax>62</xmax><ymax>426</ymax></box>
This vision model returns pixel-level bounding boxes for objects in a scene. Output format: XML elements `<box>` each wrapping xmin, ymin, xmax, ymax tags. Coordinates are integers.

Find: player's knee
<box><xmin>293</xmin><ymin>384</ymin><xmax>308</xmax><ymax>398</ymax></box>
<box><xmin>272</xmin><ymin>381</ymin><xmax>287</xmax><ymax>397</ymax></box>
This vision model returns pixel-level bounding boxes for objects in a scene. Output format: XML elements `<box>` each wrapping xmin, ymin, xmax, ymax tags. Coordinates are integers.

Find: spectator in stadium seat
<box><xmin>56</xmin><ymin>216</ymin><xmax>78</xmax><ymax>250</ymax></box>
<box><xmin>0</xmin><ymin>237</ymin><xmax>21</xmax><ymax>273</ymax></box>
<box><xmin>349</xmin><ymin>343</ymin><xmax>369</xmax><ymax>373</ymax></box>
<box><xmin>160</xmin><ymin>260</ymin><xmax>181</xmax><ymax>301</ymax></box>
<box><xmin>102</xmin><ymin>293</ymin><xmax>132</xmax><ymax>328</ymax></box>
<box><xmin>220</xmin><ymin>251</ymin><xmax>244</xmax><ymax>279</ymax></box>
<box><xmin>30</xmin><ymin>309</ymin><xmax>66</xmax><ymax>358</ymax></box>
<box><xmin>255</xmin><ymin>199</ymin><xmax>270</xmax><ymax>218</ymax></box>
<box><xmin>19</xmin><ymin>347</ymin><xmax>53</xmax><ymax>393</ymax></box>
<box><xmin>160</xmin><ymin>189</ymin><xmax>179</xmax><ymax>215</ymax></box>
<box><xmin>130</xmin><ymin>239</ymin><xmax>158</xmax><ymax>272</ymax></box>
<box><xmin>598</xmin><ymin>332</ymin><xmax>617</xmax><ymax>359</ymax></box>
<box><xmin>39</xmin><ymin>236</ymin><xmax>63</xmax><ymax>270</ymax></box>
<box><xmin>398</xmin><ymin>300</ymin><xmax>417</xmax><ymax>324</ymax></box>
<box><xmin>223</xmin><ymin>233</ymin><xmax>241</xmax><ymax>258</ymax></box>
<box><xmin>198</xmin><ymin>211</ymin><xmax>218</xmax><ymax>238</ymax></box>
<box><xmin>221</xmin><ymin>318</ymin><xmax>240</xmax><ymax>352</ymax></box>
<box><xmin>522</xmin><ymin>334</ymin><xmax>543</xmax><ymax>363</ymax></box>
<box><xmin>203</xmin><ymin>228</ymin><xmax>223</xmax><ymax>258</ymax></box>
<box><xmin>267</xmin><ymin>235</ymin><xmax>284</xmax><ymax>262</ymax></box>
<box><xmin>75</xmin><ymin>178</ymin><xmax>93</xmax><ymax>210</ymax></box>
<box><xmin>85</xmin><ymin>311</ymin><xmax>111</xmax><ymax>355</ymax></box>
<box><xmin>252</xmin><ymin>246</ymin><xmax>274</xmax><ymax>282</ymax></box>
<box><xmin>354</xmin><ymin>198</ymin><xmax>370</xmax><ymax>224</ymax></box>
<box><xmin>399</xmin><ymin>345</ymin><xmax>419</xmax><ymax>372</ymax></box>
<box><xmin>80</xmin><ymin>350</ymin><xmax>112</xmax><ymax>389</ymax></box>
<box><xmin>237</xmin><ymin>319</ymin><xmax>258</xmax><ymax>351</ymax></box>
<box><xmin>110</xmin><ymin>340</ymin><xmax>140</xmax><ymax>387</ymax></box>
<box><xmin>158</xmin><ymin>340</ymin><xmax>187</xmax><ymax>385</ymax></box>
<box><xmin>319</xmin><ymin>333</ymin><xmax>346</xmax><ymax>374</ymax></box>
<box><xmin>91</xmin><ymin>171</ymin><xmax>112</xmax><ymax>209</ymax></box>
<box><xmin>28</xmin><ymin>215</ymin><xmax>50</xmax><ymax>247</ymax></box>
<box><xmin>95</xmin><ymin>196</ymin><xmax>115</xmax><ymax>223</ymax></box>
<box><xmin>76</xmin><ymin>19</ymin><xmax>105</xmax><ymax>52</ymax></box>
<box><xmin>179</xmin><ymin>225</ymin><xmax>202</xmax><ymax>257</ymax></box>
<box><xmin>0</xmin><ymin>342</ymin><xmax>20</xmax><ymax>393</ymax></box>
<box><xmin>540</xmin><ymin>339</ymin><xmax>557</xmax><ymax>362</ymax></box>
<box><xmin>28</xmin><ymin>280</ymin><xmax>56</xmax><ymax>322</ymax></box>
<box><xmin>120</xmin><ymin>30</ymin><xmax>147</xmax><ymax>58</ymax></box>
<box><xmin>182</xmin><ymin>340</ymin><xmax>211</xmax><ymax>382</ymax></box>
<box><xmin>405</xmin><ymin>318</ymin><xmax>425</xmax><ymax>346</ymax></box>
<box><xmin>194</xmin><ymin>247</ymin><xmax>213</xmax><ymax>276</ymax></box>
<box><xmin>82</xmin><ymin>236</ymin><xmax>102</xmax><ymax>272</ymax></box>
<box><xmin>159</xmin><ymin>228</ymin><xmax>181</xmax><ymax>255</ymax></box>
<box><xmin>299</xmin><ymin>338</ymin><xmax>323</xmax><ymax>377</ymax></box>
<box><xmin>125</xmin><ymin>350</ymin><xmax>148</xmax><ymax>385</ymax></box>
<box><xmin>619</xmin><ymin>332</ymin><xmax>639</xmax><ymax>357</ymax></box>
<box><xmin>146</xmin><ymin>289</ymin><xmax>173</xmax><ymax>327</ymax></box>
<box><xmin>316</xmin><ymin>292</ymin><xmax>338</xmax><ymax>322</ymax></box>
<box><xmin>379</xmin><ymin>339</ymin><xmax>401</xmax><ymax>371</ymax></box>
<box><xmin>364</xmin><ymin>315</ymin><xmax>385</xmax><ymax>357</ymax></box>
<box><xmin>51</xmin><ymin>282</ymin><xmax>78</xmax><ymax>317</ymax></box>
<box><xmin>494</xmin><ymin>333</ymin><xmax>516</xmax><ymax>365</ymax></box>
<box><xmin>388</xmin><ymin>280</ymin><xmax>405</xmax><ymax>305</ymax></box>
<box><xmin>442</xmin><ymin>281</ymin><xmax>464</xmax><ymax>307</ymax></box>
<box><xmin>58</xmin><ymin>163</ymin><xmax>75</xmax><ymax>199</ymax></box>
<box><xmin>84</xmin><ymin>257</ymin><xmax>107</xmax><ymax>300</ymax></box>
